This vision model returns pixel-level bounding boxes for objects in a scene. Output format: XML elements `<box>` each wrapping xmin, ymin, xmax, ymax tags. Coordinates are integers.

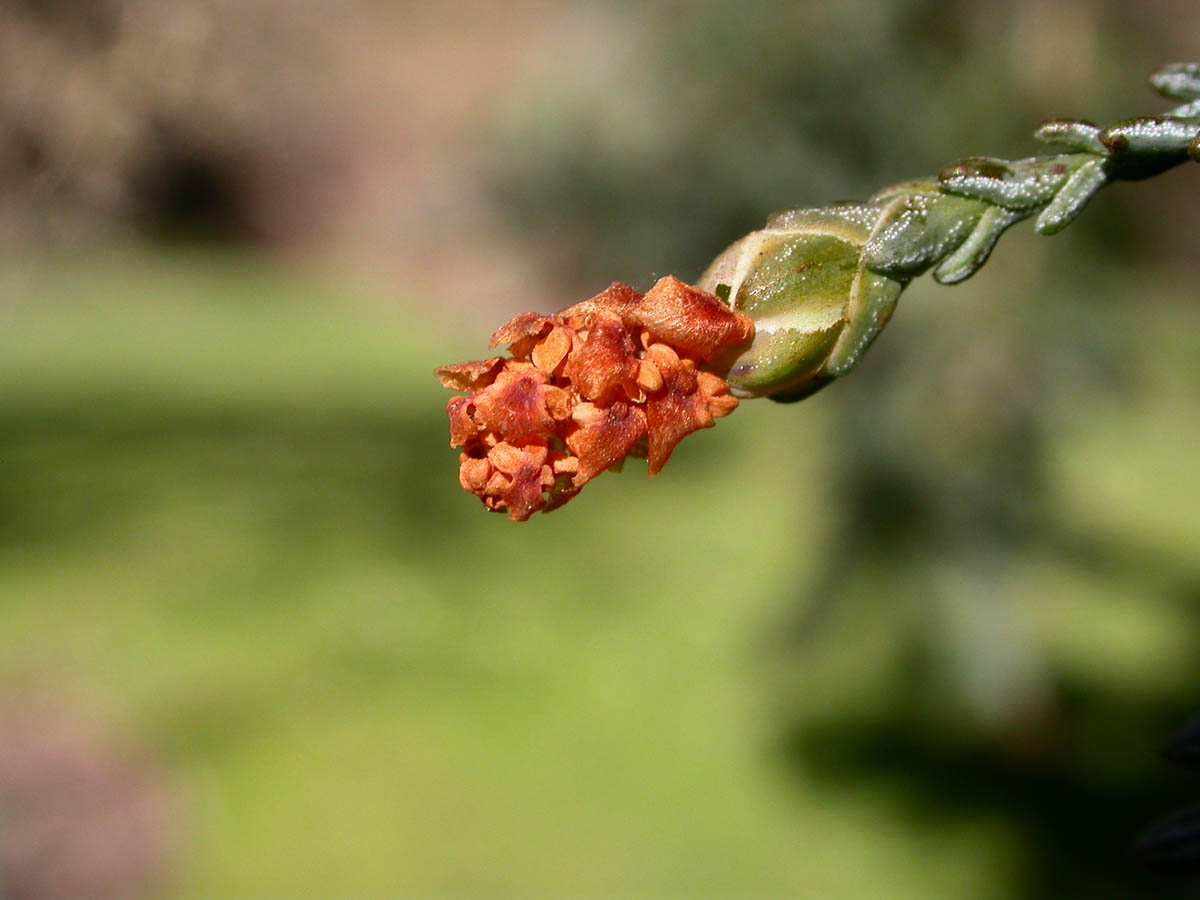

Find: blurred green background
<box><xmin>1</xmin><ymin>2</ymin><xmax>1199</xmax><ymax>898</ymax></box>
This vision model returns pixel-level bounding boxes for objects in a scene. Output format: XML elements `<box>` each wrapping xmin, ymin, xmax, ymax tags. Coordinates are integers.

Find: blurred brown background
<box><xmin>2</xmin><ymin>2</ymin><xmax>1199</xmax><ymax>898</ymax></box>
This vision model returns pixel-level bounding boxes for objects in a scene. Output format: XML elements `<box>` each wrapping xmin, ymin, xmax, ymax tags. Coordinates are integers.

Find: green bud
<box><xmin>698</xmin><ymin>205</ymin><xmax>906</xmax><ymax>402</ymax></box>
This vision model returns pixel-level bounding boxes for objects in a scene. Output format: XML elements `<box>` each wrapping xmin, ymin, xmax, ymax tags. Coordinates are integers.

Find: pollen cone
<box><xmin>435</xmin><ymin>277</ymin><xmax>752</xmax><ymax>521</ymax></box>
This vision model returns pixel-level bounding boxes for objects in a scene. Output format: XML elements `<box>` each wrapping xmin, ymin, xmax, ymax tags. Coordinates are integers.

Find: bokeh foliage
<box><xmin>1</xmin><ymin>244</ymin><xmax>1198</xmax><ymax>898</ymax></box>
